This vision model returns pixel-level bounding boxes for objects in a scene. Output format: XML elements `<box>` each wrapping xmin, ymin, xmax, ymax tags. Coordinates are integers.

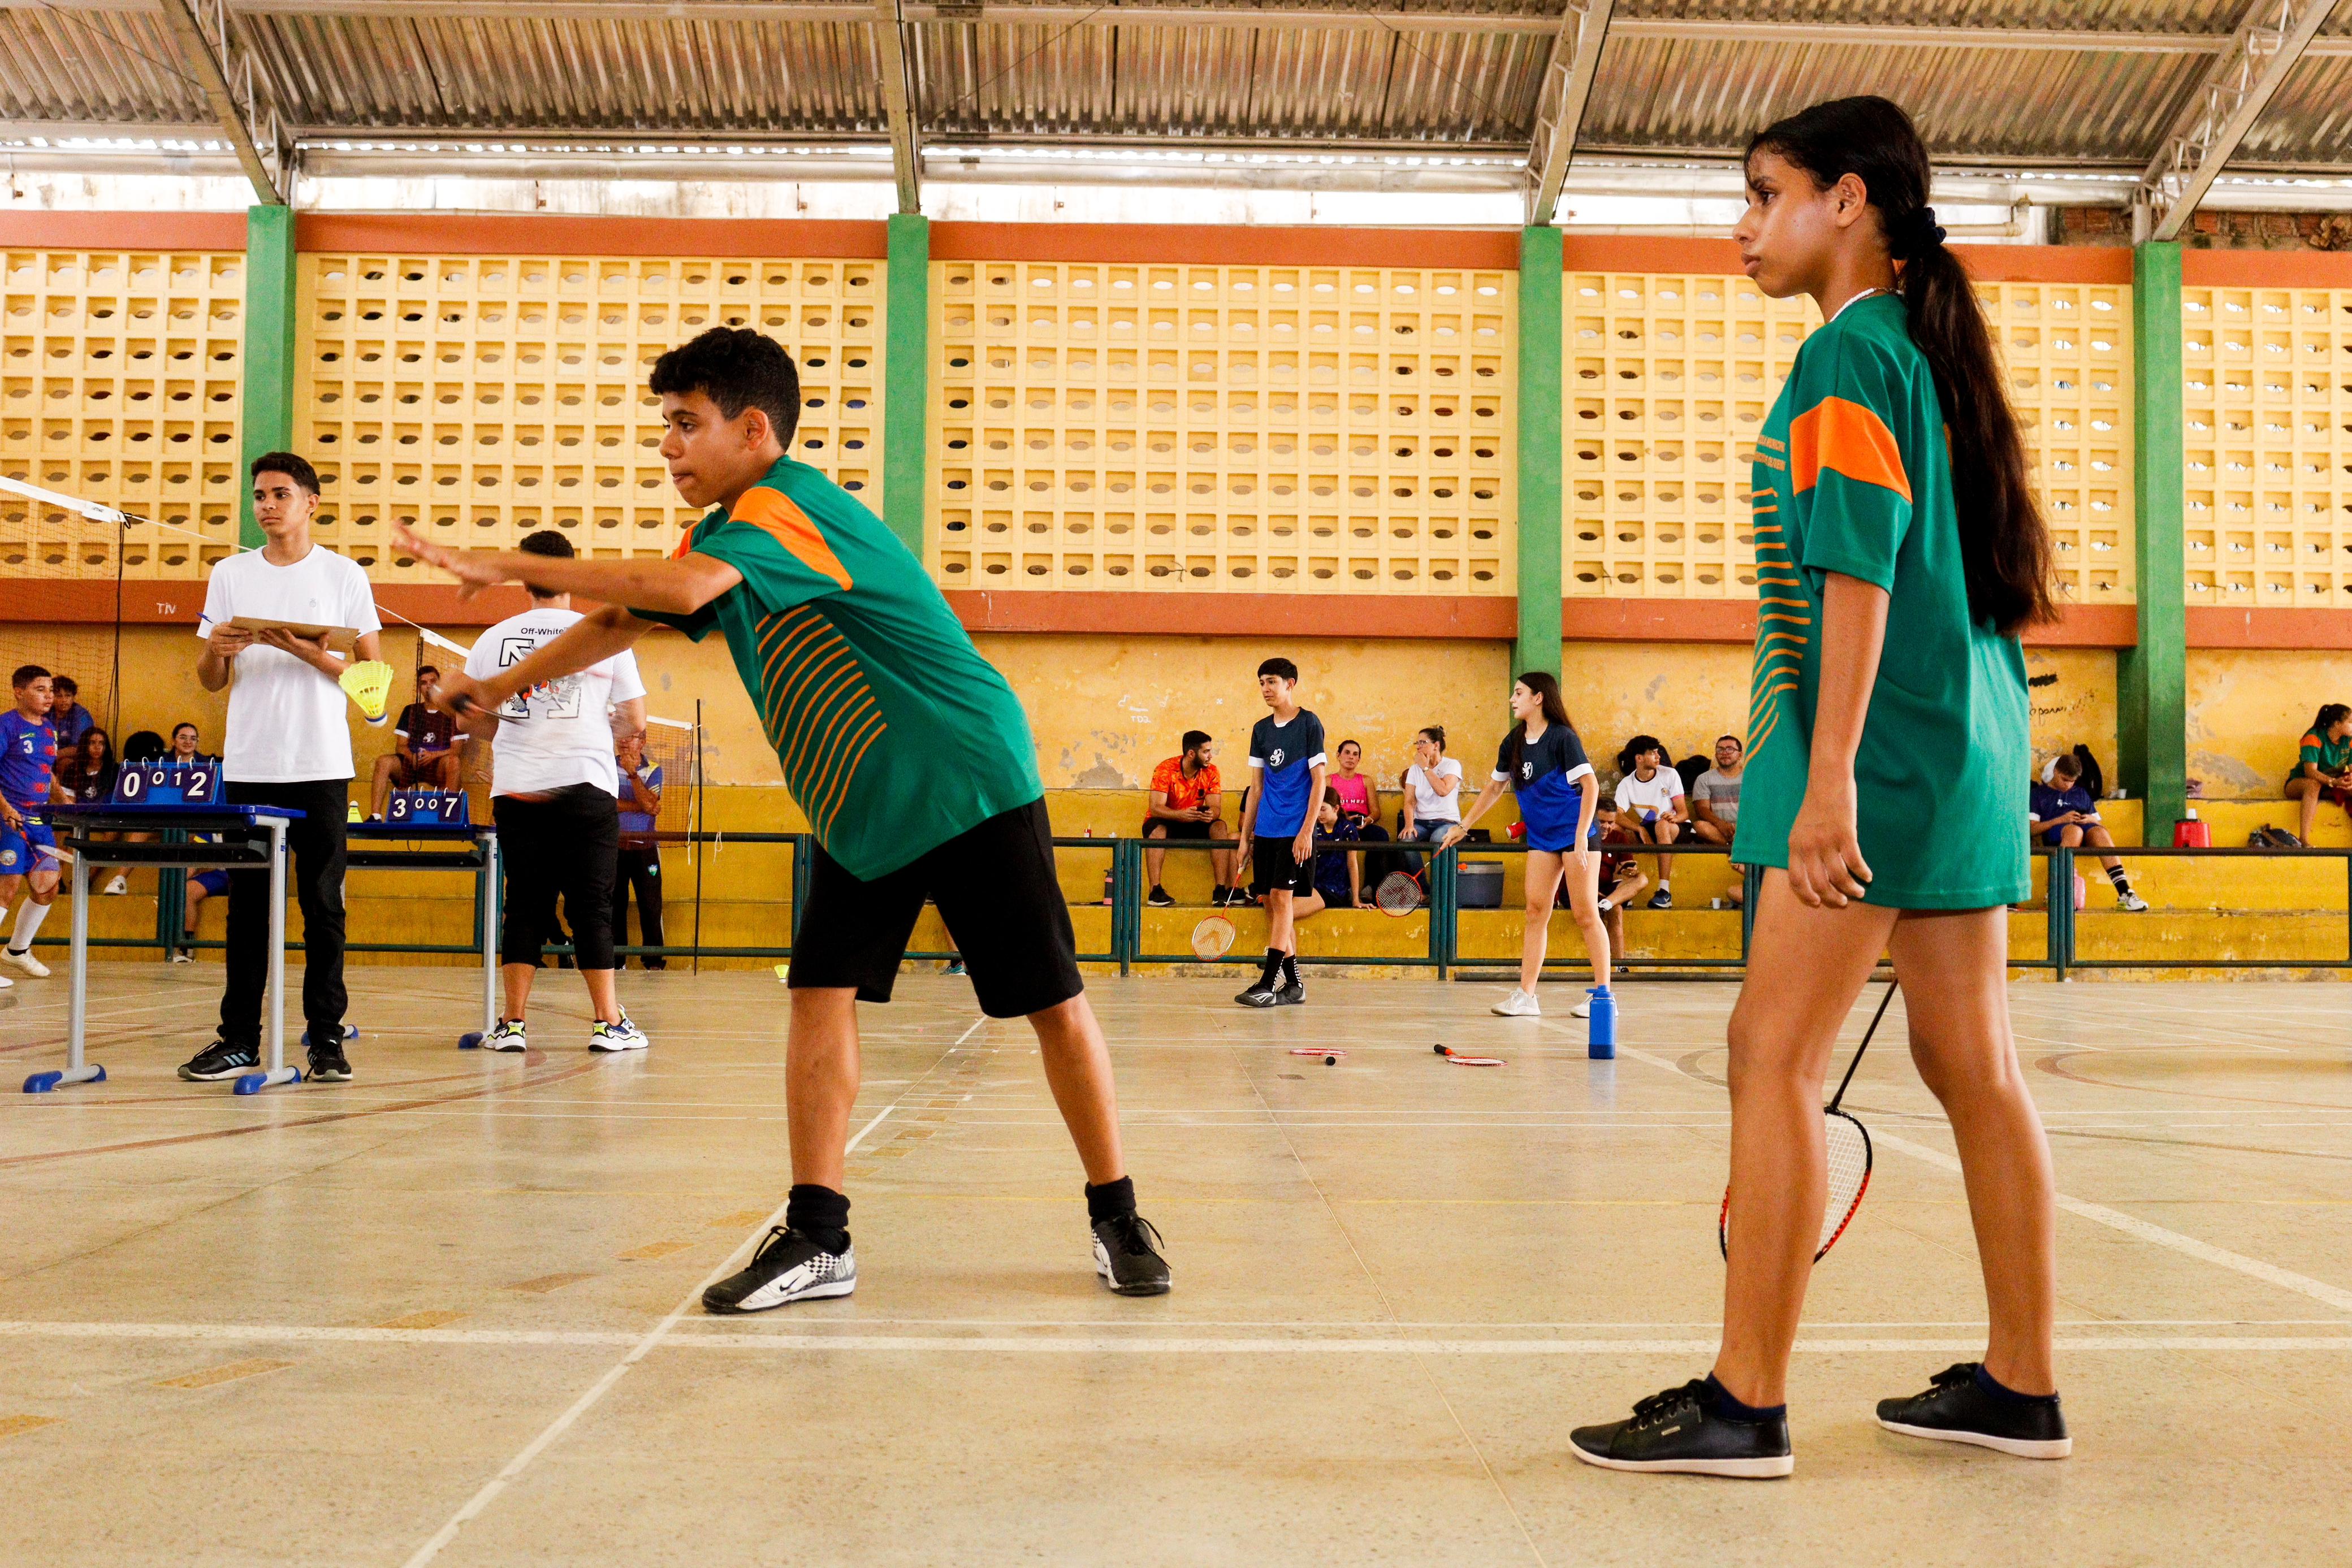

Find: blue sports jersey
<box><xmin>1248</xmin><ymin>709</ymin><xmax>1327</xmax><ymax>838</ymax></box>
<box><xmin>1494</xmin><ymin>724</ymin><xmax>1596</xmax><ymax>854</ymax></box>
<box><xmin>0</xmin><ymin>710</ymin><xmax>57</xmax><ymax>809</ymax></box>
<box><xmin>618</xmin><ymin>761</ymin><xmax>663</xmax><ymax>834</ymax></box>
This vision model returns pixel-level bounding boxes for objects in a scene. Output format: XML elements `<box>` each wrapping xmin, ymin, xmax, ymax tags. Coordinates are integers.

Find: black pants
<box><xmin>220</xmin><ymin>778</ymin><xmax>349</xmax><ymax>1050</ymax></box>
<box><xmin>495</xmin><ymin>785</ymin><xmax>618</xmax><ymax>971</ymax></box>
<box><xmin>612</xmin><ymin>844</ymin><xmax>667</xmax><ymax>969</ymax></box>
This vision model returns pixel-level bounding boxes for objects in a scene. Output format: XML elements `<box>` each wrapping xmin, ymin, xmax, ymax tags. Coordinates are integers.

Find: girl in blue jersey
<box><xmin>1443</xmin><ymin>672</ymin><xmax>1611</xmax><ymax>1020</ymax></box>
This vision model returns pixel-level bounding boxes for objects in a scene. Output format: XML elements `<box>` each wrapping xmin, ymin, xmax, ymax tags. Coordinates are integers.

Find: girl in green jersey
<box><xmin>1571</xmin><ymin>97</ymin><xmax>2071</xmax><ymax>1477</ymax></box>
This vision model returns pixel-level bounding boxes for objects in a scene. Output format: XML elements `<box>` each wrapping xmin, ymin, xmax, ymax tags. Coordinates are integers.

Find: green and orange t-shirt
<box><xmin>630</xmin><ymin>456</ymin><xmax>1043</xmax><ymax>879</ymax></box>
<box><xmin>1734</xmin><ymin>292</ymin><xmax>2030</xmax><ymax>909</ymax></box>
<box><xmin>2293</xmin><ymin>728</ymin><xmax>2352</xmax><ymax>792</ymax></box>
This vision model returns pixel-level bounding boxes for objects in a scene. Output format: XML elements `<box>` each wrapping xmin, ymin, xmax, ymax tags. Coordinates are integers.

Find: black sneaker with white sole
<box><xmin>1875</xmin><ymin>1363</ymin><xmax>2071</xmax><ymax>1459</ymax></box>
<box><xmin>702</xmin><ymin>1227</ymin><xmax>856</xmax><ymax>1314</ymax></box>
<box><xmin>178</xmin><ymin>1037</ymin><xmax>260</xmax><ymax>1081</ymax></box>
<box><xmin>1092</xmin><ymin>1212</ymin><xmax>1171</xmax><ymax>1296</ymax></box>
<box><xmin>1570</xmin><ymin>1379</ymin><xmax>1795</xmax><ymax>1478</ymax></box>
<box><xmin>1145</xmin><ymin>884</ymin><xmax>1175</xmax><ymax>908</ymax></box>
<box><xmin>308</xmin><ymin>1039</ymin><xmax>352</xmax><ymax>1082</ymax></box>
<box><xmin>1234</xmin><ymin>974</ymin><xmax>1281</xmax><ymax>1008</ymax></box>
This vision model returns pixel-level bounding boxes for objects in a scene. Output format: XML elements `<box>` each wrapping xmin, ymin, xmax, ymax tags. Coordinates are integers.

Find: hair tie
<box><xmin>1892</xmin><ymin>205</ymin><xmax>1947</xmax><ymax>259</ymax></box>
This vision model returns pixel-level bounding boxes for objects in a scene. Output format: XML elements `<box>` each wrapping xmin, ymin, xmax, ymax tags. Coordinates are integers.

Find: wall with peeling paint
<box><xmin>2187</xmin><ymin>649</ymin><xmax>2352</xmax><ymax>800</ymax></box>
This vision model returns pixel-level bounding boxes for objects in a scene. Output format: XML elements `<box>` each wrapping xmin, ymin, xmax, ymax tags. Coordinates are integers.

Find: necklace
<box><xmin>1830</xmin><ymin>285</ymin><xmax>1891</xmax><ymax>322</ymax></box>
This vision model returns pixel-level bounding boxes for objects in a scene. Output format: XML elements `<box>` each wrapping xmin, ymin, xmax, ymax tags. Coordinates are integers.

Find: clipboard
<box><xmin>226</xmin><ymin>617</ymin><xmax>361</xmax><ymax>655</ymax></box>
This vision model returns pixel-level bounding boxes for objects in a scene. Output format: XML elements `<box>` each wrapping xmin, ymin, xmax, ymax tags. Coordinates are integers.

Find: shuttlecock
<box><xmin>339</xmin><ymin>659</ymin><xmax>395</xmax><ymax>725</ymax></box>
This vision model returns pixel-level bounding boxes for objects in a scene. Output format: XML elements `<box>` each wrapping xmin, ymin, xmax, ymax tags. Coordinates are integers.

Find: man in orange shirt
<box><xmin>1143</xmin><ymin>730</ymin><xmax>1238</xmax><ymax>908</ymax></box>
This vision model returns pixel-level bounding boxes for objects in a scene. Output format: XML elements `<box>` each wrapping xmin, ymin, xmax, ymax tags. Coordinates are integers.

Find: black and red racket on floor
<box><xmin>1718</xmin><ymin>980</ymin><xmax>1894</xmax><ymax>1264</ymax></box>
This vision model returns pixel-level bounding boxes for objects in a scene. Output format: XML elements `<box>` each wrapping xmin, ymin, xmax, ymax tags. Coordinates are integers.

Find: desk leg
<box><xmin>235</xmin><ymin>819</ymin><xmax>300</xmax><ymax>1095</ymax></box>
<box><xmin>461</xmin><ymin>831</ymin><xmax>497</xmax><ymax>1050</ymax></box>
<box><xmin>23</xmin><ymin>848</ymin><xmax>105</xmax><ymax>1093</ymax></box>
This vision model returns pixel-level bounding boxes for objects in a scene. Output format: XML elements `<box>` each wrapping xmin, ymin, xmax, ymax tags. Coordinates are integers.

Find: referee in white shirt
<box><xmin>179</xmin><ymin>454</ymin><xmax>382</xmax><ymax>1084</ymax></box>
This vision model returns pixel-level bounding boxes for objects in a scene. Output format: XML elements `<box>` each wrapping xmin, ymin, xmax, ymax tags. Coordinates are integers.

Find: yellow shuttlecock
<box><xmin>339</xmin><ymin>659</ymin><xmax>395</xmax><ymax>725</ymax></box>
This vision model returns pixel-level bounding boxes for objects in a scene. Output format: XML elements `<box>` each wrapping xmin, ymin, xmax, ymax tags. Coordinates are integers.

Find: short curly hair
<box><xmin>648</xmin><ymin>327</ymin><xmax>801</xmax><ymax>447</ymax></box>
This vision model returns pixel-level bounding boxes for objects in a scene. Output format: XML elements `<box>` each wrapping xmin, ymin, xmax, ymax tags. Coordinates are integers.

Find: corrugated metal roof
<box><xmin>2</xmin><ymin>1</ymin><xmax>2349</xmax><ymax>183</ymax></box>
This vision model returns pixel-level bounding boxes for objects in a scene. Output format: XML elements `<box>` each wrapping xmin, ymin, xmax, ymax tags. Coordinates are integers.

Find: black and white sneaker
<box><xmin>1648</xmin><ymin>887</ymin><xmax>1674</xmax><ymax>911</ymax></box>
<box><xmin>1146</xmin><ymin>884</ymin><xmax>1175</xmax><ymax>908</ymax></box>
<box><xmin>1570</xmin><ymin>1379</ymin><xmax>1795</xmax><ymax>1478</ymax></box>
<box><xmin>1875</xmin><ymin>1363</ymin><xmax>2071</xmax><ymax>1459</ymax></box>
<box><xmin>1276</xmin><ymin>977</ymin><xmax>1306</xmax><ymax>1006</ymax></box>
<box><xmin>1092</xmin><ymin>1212</ymin><xmax>1171</xmax><ymax>1296</ymax></box>
<box><xmin>1234</xmin><ymin>975</ymin><xmax>1281</xmax><ymax>1008</ymax></box>
<box><xmin>702</xmin><ymin>1227</ymin><xmax>857</xmax><ymax>1314</ymax></box>
<box><xmin>308</xmin><ymin>1039</ymin><xmax>352</xmax><ymax>1082</ymax></box>
<box><xmin>178</xmin><ymin>1037</ymin><xmax>259</xmax><ymax>1081</ymax></box>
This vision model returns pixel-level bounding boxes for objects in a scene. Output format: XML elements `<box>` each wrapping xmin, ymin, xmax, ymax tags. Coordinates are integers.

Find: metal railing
<box><xmin>41</xmin><ymin>833</ymin><xmax>2352</xmax><ymax>981</ymax></box>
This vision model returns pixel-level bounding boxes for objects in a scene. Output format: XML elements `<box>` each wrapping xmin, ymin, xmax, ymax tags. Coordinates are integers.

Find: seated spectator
<box><xmin>1612</xmin><ymin>734</ymin><xmax>1685</xmax><ymax>909</ymax></box>
<box><xmin>1688</xmin><ymin>733</ymin><xmax>1745</xmax><ymax>908</ymax></box>
<box><xmin>47</xmin><ymin>675</ymin><xmax>94</xmax><ymax>750</ymax></box>
<box><xmin>2031</xmin><ymin>753</ymin><xmax>2147</xmax><ymax>912</ymax></box>
<box><xmin>1326</xmin><ymin>738</ymin><xmax>1391</xmax><ymax>907</ymax></box>
<box><xmin>2285</xmin><ymin>703</ymin><xmax>2352</xmax><ymax>847</ymax></box>
<box><xmin>166</xmin><ymin>722</ymin><xmax>215</xmax><ymax>769</ymax></box>
<box><xmin>1586</xmin><ymin>801</ymin><xmax>1650</xmax><ymax>963</ymax></box>
<box><xmin>1397</xmin><ymin>726</ymin><xmax>1462</xmax><ymax>873</ymax></box>
<box><xmin>371</xmin><ymin>666</ymin><xmax>461</xmax><ymax>820</ymax></box>
<box><xmin>1289</xmin><ymin>790</ymin><xmax>1354</xmax><ymax>922</ymax></box>
<box><xmin>55</xmin><ymin>727</ymin><xmax>127</xmax><ymax>895</ymax></box>
<box><xmin>1143</xmin><ymin>729</ymin><xmax>1239</xmax><ymax>908</ymax></box>
<box><xmin>120</xmin><ymin>730</ymin><xmax>165</xmax><ymax>764</ymax></box>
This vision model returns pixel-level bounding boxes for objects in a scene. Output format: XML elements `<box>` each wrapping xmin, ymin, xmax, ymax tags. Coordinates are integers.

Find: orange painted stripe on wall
<box><xmin>944</xmin><ymin>590</ymin><xmax>1518</xmax><ymax>639</ymax></box>
<box><xmin>1559</xmin><ymin>235</ymin><xmax>2131</xmax><ymax>285</ymax></box>
<box><xmin>929</xmin><ymin>223</ymin><xmax>1523</xmax><ymax>270</ymax></box>
<box><xmin>2181</xmin><ymin>249</ymin><xmax>2352</xmax><ymax>288</ymax></box>
<box><xmin>294</xmin><ymin>214</ymin><xmax>892</xmax><ymax>258</ymax></box>
<box><xmin>0</xmin><ymin>212</ymin><xmax>248</xmax><ymax>249</ymax></box>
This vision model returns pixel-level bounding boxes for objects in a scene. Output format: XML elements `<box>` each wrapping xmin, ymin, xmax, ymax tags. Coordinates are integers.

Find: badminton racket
<box><xmin>1190</xmin><ymin>913</ymin><xmax>1236</xmax><ymax>961</ymax></box>
<box><xmin>1374</xmin><ymin>868</ymin><xmax>1425</xmax><ymax>915</ymax></box>
<box><xmin>1718</xmin><ymin>979</ymin><xmax>1892</xmax><ymax>1264</ymax></box>
<box><xmin>0</xmin><ymin>474</ymin><xmax>476</xmax><ymax>663</ymax></box>
<box><xmin>1289</xmin><ymin>1047</ymin><xmax>1344</xmax><ymax>1064</ymax></box>
<box><xmin>1433</xmin><ymin>1043</ymin><xmax>1506</xmax><ymax>1067</ymax></box>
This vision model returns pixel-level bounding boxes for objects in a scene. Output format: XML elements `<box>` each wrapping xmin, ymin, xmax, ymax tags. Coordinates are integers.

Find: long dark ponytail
<box><xmin>2312</xmin><ymin>703</ymin><xmax>2351</xmax><ymax>740</ymax></box>
<box><xmin>1508</xmin><ymin>670</ymin><xmax>1576</xmax><ymax>777</ymax></box>
<box><xmin>1746</xmin><ymin>95</ymin><xmax>2056</xmax><ymax>635</ymax></box>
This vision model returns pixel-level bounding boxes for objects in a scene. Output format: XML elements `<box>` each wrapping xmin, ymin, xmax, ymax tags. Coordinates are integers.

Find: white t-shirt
<box><xmin>1404</xmin><ymin>759</ymin><xmax>1464</xmax><ymax>823</ymax></box>
<box><xmin>194</xmin><ymin>544</ymin><xmax>381</xmax><ymax>783</ymax></box>
<box><xmin>1614</xmin><ymin>768</ymin><xmax>1686</xmax><ymax>820</ymax></box>
<box><xmin>465</xmin><ymin>605</ymin><xmax>645</xmax><ymax>798</ymax></box>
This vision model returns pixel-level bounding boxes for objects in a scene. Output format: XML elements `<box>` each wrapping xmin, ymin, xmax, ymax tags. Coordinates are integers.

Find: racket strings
<box><xmin>1374</xmin><ymin>869</ymin><xmax>1422</xmax><ymax>915</ymax></box>
<box><xmin>1820</xmin><ymin>1110</ymin><xmax>1873</xmax><ymax>1250</ymax></box>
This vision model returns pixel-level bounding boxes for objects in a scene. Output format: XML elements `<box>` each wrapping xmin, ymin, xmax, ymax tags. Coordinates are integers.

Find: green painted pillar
<box><xmin>881</xmin><ymin>212</ymin><xmax>931</xmax><ymax>562</ymax></box>
<box><xmin>2121</xmin><ymin>241</ymin><xmax>2187</xmax><ymax>843</ymax></box>
<box><xmin>1515</xmin><ymin>224</ymin><xmax>1564</xmax><ymax>681</ymax></box>
<box><xmin>237</xmin><ymin>203</ymin><xmax>297</xmax><ymax>549</ymax></box>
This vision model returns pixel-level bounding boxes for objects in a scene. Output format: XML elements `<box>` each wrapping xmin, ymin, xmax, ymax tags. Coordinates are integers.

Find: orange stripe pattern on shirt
<box><xmin>750</xmin><ymin>604</ymin><xmax>885</xmax><ymax>838</ymax></box>
<box><xmin>1745</xmin><ymin>483</ymin><xmax>1809</xmax><ymax>765</ymax></box>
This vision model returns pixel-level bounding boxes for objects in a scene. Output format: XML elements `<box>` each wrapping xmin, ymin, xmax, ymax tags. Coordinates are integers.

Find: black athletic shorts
<box><xmin>790</xmin><ymin>798</ymin><xmax>1083</xmax><ymax>1019</ymax></box>
<box><xmin>1250</xmin><ymin>834</ymin><xmax>1316</xmax><ymax>898</ymax></box>
<box><xmin>1143</xmin><ymin>816</ymin><xmax>1212</xmax><ymax>841</ymax></box>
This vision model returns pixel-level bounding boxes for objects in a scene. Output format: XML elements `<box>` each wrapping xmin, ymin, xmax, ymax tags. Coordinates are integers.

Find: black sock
<box><xmin>1702</xmin><ymin>1374</ymin><xmax>1785</xmax><ymax>1423</ymax></box>
<box><xmin>1262</xmin><ymin>947</ymin><xmax>1284</xmax><ymax>979</ymax></box>
<box><xmin>1085</xmin><ymin>1176</ymin><xmax>1136</xmax><ymax>1222</ymax></box>
<box><xmin>785</xmin><ymin>1183</ymin><xmax>851</xmax><ymax>1254</ymax></box>
<box><xmin>2105</xmin><ymin>865</ymin><xmax>2132</xmax><ymax>892</ymax></box>
<box><xmin>1971</xmin><ymin>1364</ymin><xmax>2058</xmax><ymax>1405</ymax></box>
<box><xmin>1281</xmin><ymin>953</ymin><xmax>1300</xmax><ymax>987</ymax></box>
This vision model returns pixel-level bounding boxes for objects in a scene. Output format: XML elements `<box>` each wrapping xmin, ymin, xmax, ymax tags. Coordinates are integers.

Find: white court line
<box><xmin>1612</xmin><ymin>1045</ymin><xmax>2352</xmax><ymax>1317</ymax></box>
<box><xmin>2</xmin><ymin>1319</ymin><xmax>2346</xmax><ymax>1356</ymax></box>
<box><xmin>399</xmin><ymin>1013</ymin><xmax>987</xmax><ymax>1568</ymax></box>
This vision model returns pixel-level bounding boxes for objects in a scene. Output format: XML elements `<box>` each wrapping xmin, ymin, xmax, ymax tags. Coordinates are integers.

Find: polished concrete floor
<box><xmin>2</xmin><ymin>963</ymin><xmax>2348</xmax><ymax>1566</ymax></box>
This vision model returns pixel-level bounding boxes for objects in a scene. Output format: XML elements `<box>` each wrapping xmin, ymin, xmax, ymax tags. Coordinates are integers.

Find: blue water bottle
<box><xmin>1586</xmin><ymin>985</ymin><xmax>1616</xmax><ymax>1059</ymax></box>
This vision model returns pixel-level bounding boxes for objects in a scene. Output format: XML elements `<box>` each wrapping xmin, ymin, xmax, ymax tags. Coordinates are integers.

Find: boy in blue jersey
<box><xmin>1235</xmin><ymin>657</ymin><xmax>1327</xmax><ymax>1008</ymax></box>
<box><xmin>2029</xmin><ymin>752</ymin><xmax>2147</xmax><ymax>912</ymax></box>
<box><xmin>0</xmin><ymin>665</ymin><xmax>67</xmax><ymax>982</ymax></box>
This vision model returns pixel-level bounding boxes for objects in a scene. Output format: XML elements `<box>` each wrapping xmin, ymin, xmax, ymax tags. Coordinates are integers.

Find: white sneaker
<box><xmin>590</xmin><ymin>1015</ymin><xmax>649</xmax><ymax>1052</ymax></box>
<box><xmin>2117</xmin><ymin>891</ymin><xmax>2150</xmax><ymax>912</ymax></box>
<box><xmin>2</xmin><ymin>946</ymin><xmax>49</xmax><ymax>978</ymax></box>
<box><xmin>1571</xmin><ymin>998</ymin><xmax>1592</xmax><ymax>1019</ymax></box>
<box><xmin>170</xmin><ymin>946</ymin><xmax>193</xmax><ymax>964</ymax></box>
<box><xmin>481</xmin><ymin>1019</ymin><xmax>528</xmax><ymax>1053</ymax></box>
<box><xmin>1490</xmin><ymin>988</ymin><xmax>1541</xmax><ymax>1017</ymax></box>
<box><xmin>102</xmin><ymin>874</ymin><xmax>128</xmax><ymax>896</ymax></box>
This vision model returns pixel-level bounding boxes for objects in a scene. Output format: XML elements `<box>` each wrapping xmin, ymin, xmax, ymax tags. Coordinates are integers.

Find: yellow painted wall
<box><xmin>2187</xmin><ymin>649</ymin><xmax>2352</xmax><ymax>802</ymax></box>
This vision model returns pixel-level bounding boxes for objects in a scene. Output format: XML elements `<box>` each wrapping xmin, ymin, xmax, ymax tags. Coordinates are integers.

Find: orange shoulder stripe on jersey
<box><xmin>1789</xmin><ymin>395</ymin><xmax>1911</xmax><ymax>503</ymax></box>
<box><xmin>731</xmin><ymin>484</ymin><xmax>854</xmax><ymax>590</ymax></box>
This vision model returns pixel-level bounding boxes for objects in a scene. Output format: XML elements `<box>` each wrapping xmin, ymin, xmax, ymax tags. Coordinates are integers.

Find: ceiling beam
<box><xmin>150</xmin><ymin>0</ymin><xmax>288</xmax><ymax>203</ymax></box>
<box><xmin>2133</xmin><ymin>0</ymin><xmax>2342</xmax><ymax>241</ymax></box>
<box><xmin>1525</xmin><ymin>0</ymin><xmax>1613</xmax><ymax>227</ymax></box>
<box><xmin>874</xmin><ymin>0</ymin><xmax>920</xmax><ymax>213</ymax></box>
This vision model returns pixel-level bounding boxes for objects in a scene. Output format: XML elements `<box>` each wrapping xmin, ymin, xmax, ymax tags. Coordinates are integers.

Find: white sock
<box><xmin>8</xmin><ymin>899</ymin><xmax>52</xmax><ymax>952</ymax></box>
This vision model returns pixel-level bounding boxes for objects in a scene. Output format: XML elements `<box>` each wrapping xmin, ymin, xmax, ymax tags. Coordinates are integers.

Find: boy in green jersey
<box><xmin>396</xmin><ymin>328</ymin><xmax>1169</xmax><ymax>1309</ymax></box>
